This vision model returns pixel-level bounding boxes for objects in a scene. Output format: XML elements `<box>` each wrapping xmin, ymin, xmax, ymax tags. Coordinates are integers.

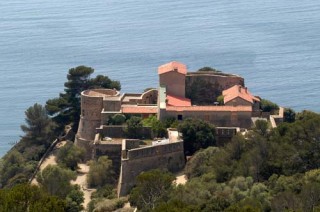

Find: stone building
<box><xmin>74</xmin><ymin>61</ymin><xmax>263</xmax><ymax>195</ymax></box>
<box><xmin>75</xmin><ymin>61</ymin><xmax>262</xmax><ymax>154</ymax></box>
<box><xmin>118</xmin><ymin>133</ymin><xmax>185</xmax><ymax>196</ymax></box>
<box><xmin>157</xmin><ymin>61</ymin><xmax>260</xmax><ymax>129</ymax></box>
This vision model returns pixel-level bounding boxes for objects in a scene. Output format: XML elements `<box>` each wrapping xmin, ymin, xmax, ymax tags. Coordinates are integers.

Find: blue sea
<box><xmin>1</xmin><ymin>0</ymin><xmax>320</xmax><ymax>157</ymax></box>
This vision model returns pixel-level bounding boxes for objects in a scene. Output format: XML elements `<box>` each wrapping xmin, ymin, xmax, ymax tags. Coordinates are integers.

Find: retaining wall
<box><xmin>118</xmin><ymin>141</ymin><xmax>185</xmax><ymax>196</ymax></box>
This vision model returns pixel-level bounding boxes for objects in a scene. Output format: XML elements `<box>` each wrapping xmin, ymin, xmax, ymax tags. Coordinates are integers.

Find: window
<box><xmin>177</xmin><ymin>114</ymin><xmax>183</xmax><ymax>120</ymax></box>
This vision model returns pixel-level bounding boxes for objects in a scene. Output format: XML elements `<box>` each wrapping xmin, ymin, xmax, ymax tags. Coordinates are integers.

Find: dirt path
<box><xmin>71</xmin><ymin>163</ymin><xmax>96</xmax><ymax>210</ymax></box>
<box><xmin>30</xmin><ymin>141</ymin><xmax>93</xmax><ymax>210</ymax></box>
<box><xmin>175</xmin><ymin>173</ymin><xmax>187</xmax><ymax>185</ymax></box>
<box><xmin>31</xmin><ymin>141</ymin><xmax>66</xmax><ymax>185</ymax></box>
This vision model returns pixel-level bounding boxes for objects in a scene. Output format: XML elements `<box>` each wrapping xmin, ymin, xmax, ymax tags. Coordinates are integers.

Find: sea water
<box><xmin>1</xmin><ymin>0</ymin><xmax>320</xmax><ymax>156</ymax></box>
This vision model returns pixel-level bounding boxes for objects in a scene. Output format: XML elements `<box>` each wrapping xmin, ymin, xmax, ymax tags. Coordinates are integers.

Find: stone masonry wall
<box><xmin>118</xmin><ymin>141</ymin><xmax>185</xmax><ymax>196</ymax></box>
<box><xmin>94</xmin><ymin>142</ymin><xmax>122</xmax><ymax>174</ymax></box>
<box><xmin>97</xmin><ymin>125</ymin><xmax>152</xmax><ymax>139</ymax></box>
<box><xmin>159</xmin><ymin>71</ymin><xmax>186</xmax><ymax>97</ymax></box>
<box><xmin>186</xmin><ymin>73</ymin><xmax>244</xmax><ymax>104</ymax></box>
<box><xmin>161</xmin><ymin>110</ymin><xmax>252</xmax><ymax>129</ymax></box>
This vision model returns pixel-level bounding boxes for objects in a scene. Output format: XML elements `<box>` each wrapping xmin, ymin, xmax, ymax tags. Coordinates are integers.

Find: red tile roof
<box><xmin>166</xmin><ymin>105</ymin><xmax>252</xmax><ymax>112</ymax></box>
<box><xmin>158</xmin><ymin>61</ymin><xmax>187</xmax><ymax>75</ymax></box>
<box><xmin>222</xmin><ymin>85</ymin><xmax>260</xmax><ymax>104</ymax></box>
<box><xmin>121</xmin><ymin>105</ymin><xmax>158</xmax><ymax>114</ymax></box>
<box><xmin>166</xmin><ymin>94</ymin><xmax>191</xmax><ymax>107</ymax></box>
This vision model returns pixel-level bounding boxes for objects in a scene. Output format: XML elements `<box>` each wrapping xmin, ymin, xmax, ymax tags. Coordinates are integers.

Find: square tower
<box><xmin>158</xmin><ymin>61</ymin><xmax>187</xmax><ymax>98</ymax></box>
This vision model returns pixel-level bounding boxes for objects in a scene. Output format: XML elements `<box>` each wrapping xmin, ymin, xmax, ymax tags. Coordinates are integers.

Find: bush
<box><xmin>129</xmin><ymin>169</ymin><xmax>175</xmax><ymax>210</ymax></box>
<box><xmin>197</xmin><ymin>67</ymin><xmax>221</xmax><ymax>73</ymax></box>
<box><xmin>178</xmin><ymin>118</ymin><xmax>216</xmax><ymax>155</ymax></box>
<box><xmin>87</xmin><ymin>156</ymin><xmax>116</xmax><ymax>188</ymax></box>
<box><xmin>90</xmin><ymin>197</ymin><xmax>127</xmax><ymax>212</ymax></box>
<box><xmin>109</xmin><ymin>114</ymin><xmax>126</xmax><ymax>125</ymax></box>
<box><xmin>284</xmin><ymin>108</ymin><xmax>296</xmax><ymax>123</ymax></box>
<box><xmin>260</xmin><ymin>99</ymin><xmax>279</xmax><ymax>114</ymax></box>
<box><xmin>91</xmin><ymin>184</ymin><xmax>116</xmax><ymax>199</ymax></box>
<box><xmin>36</xmin><ymin>165</ymin><xmax>76</xmax><ymax>198</ymax></box>
<box><xmin>57</xmin><ymin>141</ymin><xmax>86</xmax><ymax>170</ymax></box>
<box><xmin>126</xmin><ymin>116</ymin><xmax>143</xmax><ymax>139</ymax></box>
<box><xmin>142</xmin><ymin>116</ymin><xmax>166</xmax><ymax>138</ymax></box>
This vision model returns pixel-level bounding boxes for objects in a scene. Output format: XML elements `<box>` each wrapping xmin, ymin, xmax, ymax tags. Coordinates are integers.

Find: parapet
<box><xmin>82</xmin><ymin>89</ymin><xmax>120</xmax><ymax>98</ymax></box>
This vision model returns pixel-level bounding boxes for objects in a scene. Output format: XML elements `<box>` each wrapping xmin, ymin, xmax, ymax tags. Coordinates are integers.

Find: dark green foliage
<box><xmin>163</xmin><ymin>116</ymin><xmax>179</xmax><ymax>128</ymax></box>
<box><xmin>0</xmin><ymin>184</ymin><xmax>66</xmax><ymax>212</ymax></box>
<box><xmin>217</xmin><ymin>95</ymin><xmax>224</xmax><ymax>105</ymax></box>
<box><xmin>108</xmin><ymin>113</ymin><xmax>126</xmax><ymax>125</ymax></box>
<box><xmin>284</xmin><ymin>108</ymin><xmax>296</xmax><ymax>123</ymax></box>
<box><xmin>253</xmin><ymin>120</ymin><xmax>269</xmax><ymax>136</ymax></box>
<box><xmin>178</xmin><ymin>118</ymin><xmax>216</xmax><ymax>155</ymax></box>
<box><xmin>0</xmin><ymin>150</ymin><xmax>27</xmax><ymax>188</ymax></box>
<box><xmin>142</xmin><ymin>115</ymin><xmax>167</xmax><ymax>138</ymax></box>
<box><xmin>88</xmin><ymin>186</ymin><xmax>118</xmax><ymax>212</ymax></box>
<box><xmin>158</xmin><ymin>111</ymin><xmax>320</xmax><ymax>212</ymax></box>
<box><xmin>0</xmin><ymin>104</ymin><xmax>56</xmax><ymax>188</ymax></box>
<box><xmin>57</xmin><ymin>141</ymin><xmax>86</xmax><ymax>170</ymax></box>
<box><xmin>129</xmin><ymin>169</ymin><xmax>175</xmax><ymax>211</ymax></box>
<box><xmin>185</xmin><ymin>147</ymin><xmax>220</xmax><ymax>179</ymax></box>
<box><xmin>90</xmin><ymin>74</ymin><xmax>121</xmax><ymax>90</ymax></box>
<box><xmin>65</xmin><ymin>185</ymin><xmax>84</xmax><ymax>212</ymax></box>
<box><xmin>87</xmin><ymin>156</ymin><xmax>116</xmax><ymax>188</ymax></box>
<box><xmin>186</xmin><ymin>78</ymin><xmax>220</xmax><ymax>105</ymax></box>
<box><xmin>260</xmin><ymin>99</ymin><xmax>279</xmax><ymax>114</ymax></box>
<box><xmin>89</xmin><ymin>197</ymin><xmax>127</xmax><ymax>212</ymax></box>
<box><xmin>36</xmin><ymin>165</ymin><xmax>76</xmax><ymax>198</ymax></box>
<box><xmin>91</xmin><ymin>184</ymin><xmax>116</xmax><ymax>199</ymax></box>
<box><xmin>20</xmin><ymin>103</ymin><xmax>55</xmax><ymax>146</ymax></box>
<box><xmin>46</xmin><ymin>66</ymin><xmax>121</xmax><ymax>132</ymax></box>
<box><xmin>154</xmin><ymin>199</ymin><xmax>200</xmax><ymax>212</ymax></box>
<box><xmin>197</xmin><ymin>67</ymin><xmax>221</xmax><ymax>73</ymax></box>
<box><xmin>126</xmin><ymin>116</ymin><xmax>143</xmax><ymax>139</ymax></box>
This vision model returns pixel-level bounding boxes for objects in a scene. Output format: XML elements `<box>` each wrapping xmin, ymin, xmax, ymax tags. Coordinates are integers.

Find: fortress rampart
<box><xmin>185</xmin><ymin>72</ymin><xmax>245</xmax><ymax>104</ymax></box>
<box><xmin>93</xmin><ymin>136</ymin><xmax>122</xmax><ymax>174</ymax></box>
<box><xmin>75</xmin><ymin>89</ymin><xmax>119</xmax><ymax>157</ymax></box>
<box><xmin>97</xmin><ymin>125</ymin><xmax>152</xmax><ymax>139</ymax></box>
<box><xmin>118</xmin><ymin>140</ymin><xmax>185</xmax><ymax>197</ymax></box>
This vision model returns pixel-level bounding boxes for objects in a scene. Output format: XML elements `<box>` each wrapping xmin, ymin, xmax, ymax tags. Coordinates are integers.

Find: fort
<box><xmin>75</xmin><ymin>61</ymin><xmax>281</xmax><ymax>196</ymax></box>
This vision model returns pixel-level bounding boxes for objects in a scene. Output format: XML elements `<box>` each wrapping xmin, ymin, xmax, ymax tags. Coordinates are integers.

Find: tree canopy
<box><xmin>46</xmin><ymin>66</ymin><xmax>121</xmax><ymax>132</ymax></box>
<box><xmin>150</xmin><ymin>111</ymin><xmax>320</xmax><ymax>211</ymax></box>
<box><xmin>129</xmin><ymin>169</ymin><xmax>175</xmax><ymax>210</ymax></box>
<box><xmin>126</xmin><ymin>116</ymin><xmax>143</xmax><ymax>139</ymax></box>
<box><xmin>87</xmin><ymin>156</ymin><xmax>116</xmax><ymax>188</ymax></box>
<box><xmin>197</xmin><ymin>66</ymin><xmax>221</xmax><ymax>73</ymax></box>
<box><xmin>0</xmin><ymin>184</ymin><xmax>66</xmax><ymax>212</ymax></box>
<box><xmin>178</xmin><ymin>118</ymin><xmax>216</xmax><ymax>155</ymax></box>
<box><xmin>36</xmin><ymin>165</ymin><xmax>76</xmax><ymax>198</ymax></box>
<box><xmin>0</xmin><ymin>104</ymin><xmax>55</xmax><ymax>188</ymax></box>
<box><xmin>21</xmin><ymin>103</ymin><xmax>55</xmax><ymax>146</ymax></box>
<box><xmin>56</xmin><ymin>141</ymin><xmax>86</xmax><ymax>170</ymax></box>
<box><xmin>260</xmin><ymin>99</ymin><xmax>279</xmax><ymax>114</ymax></box>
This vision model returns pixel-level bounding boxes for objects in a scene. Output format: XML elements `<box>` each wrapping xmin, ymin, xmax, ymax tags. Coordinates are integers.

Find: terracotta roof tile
<box><xmin>222</xmin><ymin>85</ymin><xmax>260</xmax><ymax>104</ymax></box>
<box><xmin>158</xmin><ymin>61</ymin><xmax>187</xmax><ymax>75</ymax></box>
<box><xmin>166</xmin><ymin>94</ymin><xmax>191</xmax><ymax>107</ymax></box>
<box><xmin>166</xmin><ymin>106</ymin><xmax>252</xmax><ymax>112</ymax></box>
<box><xmin>121</xmin><ymin>106</ymin><xmax>158</xmax><ymax>114</ymax></box>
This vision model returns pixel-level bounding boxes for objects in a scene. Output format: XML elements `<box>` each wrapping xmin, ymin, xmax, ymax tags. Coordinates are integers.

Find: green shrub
<box><xmin>260</xmin><ymin>99</ymin><xmax>279</xmax><ymax>114</ymax></box>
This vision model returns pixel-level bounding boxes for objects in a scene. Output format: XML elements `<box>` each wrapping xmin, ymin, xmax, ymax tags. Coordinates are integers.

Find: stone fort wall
<box><xmin>118</xmin><ymin>141</ymin><xmax>185</xmax><ymax>196</ymax></box>
<box><xmin>97</xmin><ymin>125</ymin><xmax>152</xmax><ymax>139</ymax></box>
<box><xmin>75</xmin><ymin>89</ymin><xmax>119</xmax><ymax>158</ymax></box>
<box><xmin>93</xmin><ymin>140</ymin><xmax>122</xmax><ymax>174</ymax></box>
<box><xmin>161</xmin><ymin>110</ymin><xmax>252</xmax><ymax>129</ymax></box>
<box><xmin>186</xmin><ymin>72</ymin><xmax>245</xmax><ymax>104</ymax></box>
